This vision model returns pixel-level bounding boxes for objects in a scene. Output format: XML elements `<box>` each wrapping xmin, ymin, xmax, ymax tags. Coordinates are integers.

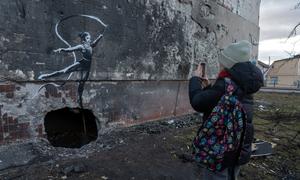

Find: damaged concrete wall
<box><xmin>0</xmin><ymin>0</ymin><xmax>260</xmax><ymax>145</ymax></box>
<box><xmin>217</xmin><ymin>0</ymin><xmax>260</xmax><ymax>25</ymax></box>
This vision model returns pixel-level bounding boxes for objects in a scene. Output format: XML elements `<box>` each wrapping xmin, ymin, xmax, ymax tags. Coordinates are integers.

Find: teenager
<box><xmin>189</xmin><ymin>40</ymin><xmax>264</xmax><ymax>180</ymax></box>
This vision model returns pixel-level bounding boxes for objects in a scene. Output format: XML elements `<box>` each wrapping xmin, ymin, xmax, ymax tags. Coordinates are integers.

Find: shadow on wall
<box><xmin>44</xmin><ymin>107</ymin><xmax>98</xmax><ymax>148</ymax></box>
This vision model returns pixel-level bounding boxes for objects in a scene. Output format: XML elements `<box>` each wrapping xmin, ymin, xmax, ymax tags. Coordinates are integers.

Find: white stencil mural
<box><xmin>37</xmin><ymin>15</ymin><xmax>107</xmax><ymax>108</ymax></box>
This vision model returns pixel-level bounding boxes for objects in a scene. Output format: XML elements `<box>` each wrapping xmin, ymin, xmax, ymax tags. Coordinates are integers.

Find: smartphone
<box><xmin>200</xmin><ymin>63</ymin><xmax>206</xmax><ymax>78</ymax></box>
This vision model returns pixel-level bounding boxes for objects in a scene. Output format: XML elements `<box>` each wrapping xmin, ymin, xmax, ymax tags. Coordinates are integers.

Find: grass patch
<box><xmin>241</xmin><ymin>92</ymin><xmax>300</xmax><ymax>179</ymax></box>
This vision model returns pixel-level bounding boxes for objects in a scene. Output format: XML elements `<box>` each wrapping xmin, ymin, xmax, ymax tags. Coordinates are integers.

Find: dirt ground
<box><xmin>0</xmin><ymin>92</ymin><xmax>299</xmax><ymax>180</ymax></box>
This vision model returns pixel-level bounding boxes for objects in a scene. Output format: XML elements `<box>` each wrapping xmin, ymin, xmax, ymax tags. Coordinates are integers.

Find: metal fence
<box><xmin>264</xmin><ymin>79</ymin><xmax>300</xmax><ymax>89</ymax></box>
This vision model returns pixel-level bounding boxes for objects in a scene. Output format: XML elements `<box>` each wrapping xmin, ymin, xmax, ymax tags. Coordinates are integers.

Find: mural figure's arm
<box><xmin>91</xmin><ymin>26</ymin><xmax>107</xmax><ymax>48</ymax></box>
<box><xmin>91</xmin><ymin>34</ymin><xmax>103</xmax><ymax>48</ymax></box>
<box><xmin>54</xmin><ymin>45</ymin><xmax>83</xmax><ymax>53</ymax></box>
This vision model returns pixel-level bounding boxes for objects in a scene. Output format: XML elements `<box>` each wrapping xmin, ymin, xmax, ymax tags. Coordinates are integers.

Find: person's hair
<box><xmin>78</xmin><ymin>32</ymin><xmax>90</xmax><ymax>41</ymax></box>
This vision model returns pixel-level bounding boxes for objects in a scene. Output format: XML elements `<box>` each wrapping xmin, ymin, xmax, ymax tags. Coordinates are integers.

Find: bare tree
<box><xmin>287</xmin><ymin>24</ymin><xmax>300</xmax><ymax>40</ymax></box>
<box><xmin>288</xmin><ymin>2</ymin><xmax>300</xmax><ymax>39</ymax></box>
<box><xmin>294</xmin><ymin>2</ymin><xmax>300</xmax><ymax>9</ymax></box>
<box><xmin>284</xmin><ymin>2</ymin><xmax>300</xmax><ymax>57</ymax></box>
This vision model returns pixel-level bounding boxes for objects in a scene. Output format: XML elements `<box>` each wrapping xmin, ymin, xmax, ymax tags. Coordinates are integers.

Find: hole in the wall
<box><xmin>44</xmin><ymin>107</ymin><xmax>98</xmax><ymax>148</ymax></box>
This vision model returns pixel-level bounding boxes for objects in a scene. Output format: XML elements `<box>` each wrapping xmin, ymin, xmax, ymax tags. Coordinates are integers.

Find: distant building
<box><xmin>266</xmin><ymin>55</ymin><xmax>300</xmax><ymax>88</ymax></box>
<box><xmin>257</xmin><ymin>60</ymin><xmax>270</xmax><ymax>80</ymax></box>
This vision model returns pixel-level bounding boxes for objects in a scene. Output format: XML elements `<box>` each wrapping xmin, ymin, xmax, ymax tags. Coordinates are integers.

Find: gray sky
<box><xmin>259</xmin><ymin>0</ymin><xmax>300</xmax><ymax>63</ymax></box>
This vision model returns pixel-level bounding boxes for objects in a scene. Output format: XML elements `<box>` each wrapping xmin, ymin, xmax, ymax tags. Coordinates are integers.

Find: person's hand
<box><xmin>201</xmin><ymin>78</ymin><xmax>210</xmax><ymax>88</ymax></box>
<box><xmin>193</xmin><ymin>64</ymin><xmax>203</xmax><ymax>77</ymax></box>
<box><xmin>193</xmin><ymin>64</ymin><xmax>210</xmax><ymax>88</ymax></box>
<box><xmin>53</xmin><ymin>48</ymin><xmax>63</xmax><ymax>53</ymax></box>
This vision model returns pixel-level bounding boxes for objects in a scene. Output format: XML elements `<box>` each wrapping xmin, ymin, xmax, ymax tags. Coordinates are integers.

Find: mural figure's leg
<box><xmin>78</xmin><ymin>70</ymin><xmax>89</xmax><ymax>135</ymax></box>
<box><xmin>78</xmin><ymin>70</ymin><xmax>89</xmax><ymax>108</ymax></box>
<box><xmin>38</xmin><ymin>62</ymin><xmax>81</xmax><ymax>80</ymax></box>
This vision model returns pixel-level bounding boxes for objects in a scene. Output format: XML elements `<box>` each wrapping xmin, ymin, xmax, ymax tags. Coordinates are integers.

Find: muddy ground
<box><xmin>0</xmin><ymin>92</ymin><xmax>299</xmax><ymax>180</ymax></box>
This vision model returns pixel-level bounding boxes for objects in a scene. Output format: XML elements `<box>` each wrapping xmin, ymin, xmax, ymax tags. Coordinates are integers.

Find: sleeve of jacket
<box><xmin>189</xmin><ymin>76</ymin><xmax>225</xmax><ymax>113</ymax></box>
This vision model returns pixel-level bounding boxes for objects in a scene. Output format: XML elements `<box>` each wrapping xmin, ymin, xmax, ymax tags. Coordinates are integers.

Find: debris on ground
<box><xmin>0</xmin><ymin>92</ymin><xmax>299</xmax><ymax>180</ymax></box>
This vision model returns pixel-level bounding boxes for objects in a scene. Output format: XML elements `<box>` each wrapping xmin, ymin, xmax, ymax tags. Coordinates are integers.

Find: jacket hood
<box><xmin>227</xmin><ymin>62</ymin><xmax>264</xmax><ymax>94</ymax></box>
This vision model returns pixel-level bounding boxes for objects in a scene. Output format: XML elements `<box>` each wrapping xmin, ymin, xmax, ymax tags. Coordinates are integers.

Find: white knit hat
<box><xmin>219</xmin><ymin>40</ymin><xmax>252</xmax><ymax>69</ymax></box>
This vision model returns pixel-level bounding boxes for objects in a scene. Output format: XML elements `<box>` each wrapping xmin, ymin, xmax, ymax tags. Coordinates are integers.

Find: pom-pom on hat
<box><xmin>219</xmin><ymin>40</ymin><xmax>252</xmax><ymax>69</ymax></box>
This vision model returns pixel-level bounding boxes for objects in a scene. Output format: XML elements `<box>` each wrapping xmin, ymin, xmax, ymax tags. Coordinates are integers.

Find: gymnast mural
<box><xmin>37</xmin><ymin>15</ymin><xmax>107</xmax><ymax>108</ymax></box>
